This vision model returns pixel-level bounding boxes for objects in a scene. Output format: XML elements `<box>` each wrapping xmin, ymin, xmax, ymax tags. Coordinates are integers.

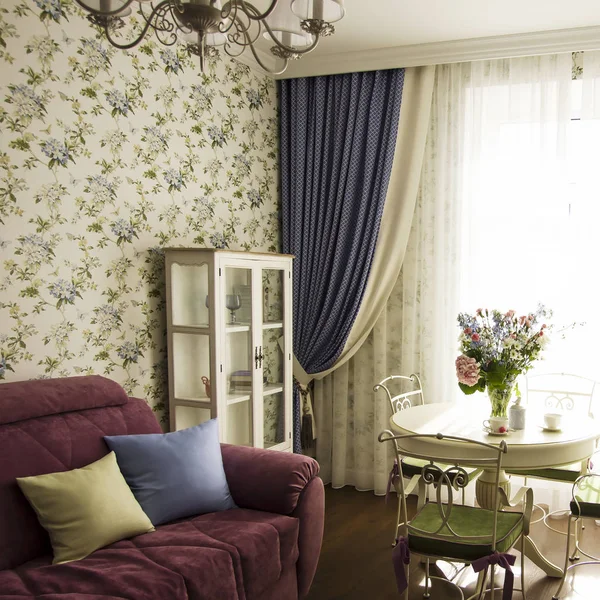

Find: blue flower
<box><xmin>9</xmin><ymin>85</ymin><xmax>45</xmax><ymax>120</ymax></box>
<box><xmin>159</xmin><ymin>49</ymin><xmax>181</xmax><ymax>74</ymax></box>
<box><xmin>245</xmin><ymin>89</ymin><xmax>262</xmax><ymax>110</ymax></box>
<box><xmin>247</xmin><ymin>189</ymin><xmax>263</xmax><ymax>209</ymax></box>
<box><xmin>117</xmin><ymin>341</ymin><xmax>140</xmax><ymax>363</ymax></box>
<box><xmin>106</xmin><ymin>89</ymin><xmax>129</xmax><ymax>116</ymax></box>
<box><xmin>163</xmin><ymin>168</ymin><xmax>183</xmax><ymax>191</ymax></box>
<box><xmin>34</xmin><ymin>0</ymin><xmax>61</xmax><ymax>21</ymax></box>
<box><xmin>210</xmin><ymin>232</ymin><xmax>228</xmax><ymax>248</ymax></box>
<box><xmin>49</xmin><ymin>279</ymin><xmax>76</xmax><ymax>302</ymax></box>
<box><xmin>41</xmin><ymin>138</ymin><xmax>69</xmax><ymax>167</ymax></box>
<box><xmin>207</xmin><ymin>125</ymin><xmax>225</xmax><ymax>147</ymax></box>
<box><xmin>110</xmin><ymin>218</ymin><xmax>135</xmax><ymax>242</ymax></box>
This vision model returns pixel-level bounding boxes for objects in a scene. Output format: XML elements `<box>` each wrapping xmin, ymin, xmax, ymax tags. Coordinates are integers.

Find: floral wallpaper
<box><xmin>0</xmin><ymin>0</ymin><xmax>280</xmax><ymax>424</ymax></box>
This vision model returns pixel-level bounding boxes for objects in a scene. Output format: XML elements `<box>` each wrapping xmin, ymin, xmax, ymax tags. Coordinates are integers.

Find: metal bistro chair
<box><xmin>507</xmin><ymin>373</ymin><xmax>598</xmax><ymax>535</ymax></box>
<box><xmin>375</xmin><ymin>374</ymin><xmax>480</xmax><ymax>546</ymax></box>
<box><xmin>379</xmin><ymin>430</ymin><xmax>534</xmax><ymax>600</ymax></box>
<box><xmin>552</xmin><ymin>471</ymin><xmax>600</xmax><ymax>599</ymax></box>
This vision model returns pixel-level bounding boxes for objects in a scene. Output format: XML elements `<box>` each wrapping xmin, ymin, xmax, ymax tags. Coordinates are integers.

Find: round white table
<box><xmin>390</xmin><ymin>399</ymin><xmax>600</xmax><ymax>577</ymax></box>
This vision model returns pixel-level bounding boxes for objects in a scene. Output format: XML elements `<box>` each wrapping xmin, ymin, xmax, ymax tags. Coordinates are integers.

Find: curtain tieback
<box><xmin>385</xmin><ymin>459</ymin><xmax>400</xmax><ymax>504</ymax></box>
<box><xmin>293</xmin><ymin>376</ymin><xmax>317</xmax><ymax>443</ymax></box>
<box><xmin>472</xmin><ymin>551</ymin><xmax>516</xmax><ymax>600</ymax></box>
<box><xmin>392</xmin><ymin>536</ymin><xmax>410</xmax><ymax>594</ymax></box>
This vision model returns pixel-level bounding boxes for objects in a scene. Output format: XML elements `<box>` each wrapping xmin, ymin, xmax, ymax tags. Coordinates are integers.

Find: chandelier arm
<box><xmin>221</xmin><ymin>0</ymin><xmax>279</xmax><ymax>24</ymax></box>
<box><xmin>74</xmin><ymin>0</ymin><xmax>138</xmax><ymax>17</ymax></box>
<box><xmin>223</xmin><ymin>8</ymin><xmax>263</xmax><ymax>48</ymax></box>
<box><xmin>262</xmin><ymin>20</ymin><xmax>320</xmax><ymax>56</ymax></box>
<box><xmin>223</xmin><ymin>26</ymin><xmax>289</xmax><ymax>75</ymax></box>
<box><xmin>101</xmin><ymin>0</ymin><xmax>175</xmax><ymax>49</ymax></box>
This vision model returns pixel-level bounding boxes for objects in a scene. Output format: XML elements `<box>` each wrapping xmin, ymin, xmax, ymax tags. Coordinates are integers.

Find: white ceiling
<box><xmin>311</xmin><ymin>0</ymin><xmax>600</xmax><ymax>53</ymax></box>
<box><xmin>261</xmin><ymin>0</ymin><xmax>600</xmax><ymax>78</ymax></box>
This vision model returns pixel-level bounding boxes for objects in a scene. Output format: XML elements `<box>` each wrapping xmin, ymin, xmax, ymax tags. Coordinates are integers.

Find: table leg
<box><xmin>474</xmin><ymin>468</ymin><xmax>563</xmax><ymax>578</ymax></box>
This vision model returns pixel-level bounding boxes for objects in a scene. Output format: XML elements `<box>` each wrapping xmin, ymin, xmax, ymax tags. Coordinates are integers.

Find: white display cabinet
<box><xmin>165</xmin><ymin>249</ymin><xmax>293</xmax><ymax>451</ymax></box>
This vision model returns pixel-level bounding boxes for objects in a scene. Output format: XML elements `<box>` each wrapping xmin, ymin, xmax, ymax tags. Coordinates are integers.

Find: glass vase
<box><xmin>487</xmin><ymin>383</ymin><xmax>514</xmax><ymax>418</ymax></box>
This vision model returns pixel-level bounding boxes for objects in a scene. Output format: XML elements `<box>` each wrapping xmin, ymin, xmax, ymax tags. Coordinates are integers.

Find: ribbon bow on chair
<box><xmin>385</xmin><ymin>459</ymin><xmax>400</xmax><ymax>504</ymax></box>
<box><xmin>392</xmin><ymin>536</ymin><xmax>410</xmax><ymax>594</ymax></box>
<box><xmin>472</xmin><ymin>551</ymin><xmax>516</xmax><ymax>600</ymax></box>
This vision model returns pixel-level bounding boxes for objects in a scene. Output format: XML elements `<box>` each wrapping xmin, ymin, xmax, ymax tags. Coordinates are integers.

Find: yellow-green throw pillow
<box><xmin>17</xmin><ymin>451</ymin><xmax>155</xmax><ymax>564</ymax></box>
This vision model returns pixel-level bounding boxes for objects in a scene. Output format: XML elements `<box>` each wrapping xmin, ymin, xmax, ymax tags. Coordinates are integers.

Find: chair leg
<box><xmin>475</xmin><ymin>570</ymin><xmax>487</xmax><ymax>600</ymax></box>
<box><xmin>521</xmin><ymin>535</ymin><xmax>527</xmax><ymax>600</ymax></box>
<box><xmin>423</xmin><ymin>558</ymin><xmax>431</xmax><ymax>599</ymax></box>
<box><xmin>552</xmin><ymin>514</ymin><xmax>573</xmax><ymax>600</ymax></box>
<box><xmin>393</xmin><ymin>494</ymin><xmax>403</xmax><ymax>546</ymax></box>
<box><xmin>490</xmin><ymin>563</ymin><xmax>495</xmax><ymax>600</ymax></box>
<box><xmin>417</xmin><ymin>477</ymin><xmax>426</xmax><ymax>511</ymax></box>
<box><xmin>570</xmin><ymin>518</ymin><xmax>581</xmax><ymax>562</ymax></box>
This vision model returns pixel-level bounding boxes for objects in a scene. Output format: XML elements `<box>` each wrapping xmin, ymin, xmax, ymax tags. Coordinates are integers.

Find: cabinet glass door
<box><xmin>224</xmin><ymin>266</ymin><xmax>254</xmax><ymax>446</ymax></box>
<box><xmin>262</xmin><ymin>268</ymin><xmax>288</xmax><ymax>448</ymax></box>
<box><xmin>169</xmin><ymin>259</ymin><xmax>212</xmax><ymax>430</ymax></box>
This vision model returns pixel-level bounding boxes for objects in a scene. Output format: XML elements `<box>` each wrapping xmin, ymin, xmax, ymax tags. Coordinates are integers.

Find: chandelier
<box><xmin>75</xmin><ymin>0</ymin><xmax>345</xmax><ymax>74</ymax></box>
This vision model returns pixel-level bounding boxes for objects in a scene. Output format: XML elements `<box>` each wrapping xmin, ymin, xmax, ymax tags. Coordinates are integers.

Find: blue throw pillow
<box><xmin>104</xmin><ymin>419</ymin><xmax>236</xmax><ymax>525</ymax></box>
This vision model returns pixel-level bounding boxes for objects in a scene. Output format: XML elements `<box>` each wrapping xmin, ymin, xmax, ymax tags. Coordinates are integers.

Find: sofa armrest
<box><xmin>221</xmin><ymin>444</ymin><xmax>320</xmax><ymax>514</ymax></box>
<box><xmin>221</xmin><ymin>444</ymin><xmax>324</xmax><ymax>598</ymax></box>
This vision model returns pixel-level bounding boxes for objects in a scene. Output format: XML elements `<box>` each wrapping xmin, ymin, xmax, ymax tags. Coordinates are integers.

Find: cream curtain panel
<box><xmin>316</xmin><ymin>54</ymin><xmax>574</xmax><ymax>494</ymax></box>
<box><xmin>294</xmin><ymin>66</ymin><xmax>436</xmax><ymax>446</ymax></box>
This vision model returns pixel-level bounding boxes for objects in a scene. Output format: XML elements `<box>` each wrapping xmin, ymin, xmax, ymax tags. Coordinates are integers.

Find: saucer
<box><xmin>540</xmin><ymin>425</ymin><xmax>562</xmax><ymax>432</ymax></box>
<box><xmin>484</xmin><ymin>429</ymin><xmax>510</xmax><ymax>436</ymax></box>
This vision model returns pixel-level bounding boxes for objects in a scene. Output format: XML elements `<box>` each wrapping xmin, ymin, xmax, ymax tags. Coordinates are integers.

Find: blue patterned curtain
<box><xmin>280</xmin><ymin>69</ymin><xmax>405</xmax><ymax>452</ymax></box>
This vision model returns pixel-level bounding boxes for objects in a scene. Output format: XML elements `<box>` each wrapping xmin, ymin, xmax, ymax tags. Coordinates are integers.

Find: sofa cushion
<box><xmin>105</xmin><ymin>419</ymin><xmax>236</xmax><ymax>525</ymax></box>
<box><xmin>17</xmin><ymin>452</ymin><xmax>155</xmax><ymax>564</ymax></box>
<box><xmin>0</xmin><ymin>391</ymin><xmax>162</xmax><ymax>571</ymax></box>
<box><xmin>0</xmin><ymin>508</ymin><xmax>299</xmax><ymax>600</ymax></box>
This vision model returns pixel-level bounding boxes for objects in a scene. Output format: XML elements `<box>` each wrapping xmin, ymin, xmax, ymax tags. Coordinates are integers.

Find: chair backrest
<box><xmin>378</xmin><ymin>430</ymin><xmax>507</xmax><ymax>549</ymax></box>
<box><xmin>525</xmin><ymin>373</ymin><xmax>597</xmax><ymax>418</ymax></box>
<box><xmin>374</xmin><ymin>374</ymin><xmax>424</xmax><ymax>415</ymax></box>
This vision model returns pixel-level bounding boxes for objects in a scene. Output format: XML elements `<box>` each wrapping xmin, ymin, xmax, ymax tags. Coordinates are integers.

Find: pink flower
<box><xmin>471</xmin><ymin>333</ymin><xmax>480</xmax><ymax>342</ymax></box>
<box><xmin>541</xmin><ymin>323</ymin><xmax>547</xmax><ymax>329</ymax></box>
<box><xmin>519</xmin><ymin>315</ymin><xmax>526</xmax><ymax>324</ymax></box>
<box><xmin>539</xmin><ymin>331</ymin><xmax>544</xmax><ymax>337</ymax></box>
<box><xmin>455</xmin><ymin>355</ymin><xmax>480</xmax><ymax>387</ymax></box>
<box><xmin>505</xmin><ymin>310</ymin><xmax>515</xmax><ymax>318</ymax></box>
<box><xmin>464</xmin><ymin>327</ymin><xmax>472</xmax><ymax>335</ymax></box>
<box><xmin>476</xmin><ymin>308</ymin><xmax>483</xmax><ymax>316</ymax></box>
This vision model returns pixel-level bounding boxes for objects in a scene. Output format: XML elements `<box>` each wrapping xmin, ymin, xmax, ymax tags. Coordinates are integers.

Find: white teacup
<box><xmin>483</xmin><ymin>416</ymin><xmax>509</xmax><ymax>434</ymax></box>
<box><xmin>543</xmin><ymin>412</ymin><xmax>562</xmax><ymax>430</ymax></box>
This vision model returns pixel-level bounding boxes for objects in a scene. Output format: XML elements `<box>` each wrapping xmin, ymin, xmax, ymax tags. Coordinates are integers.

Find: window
<box><xmin>459</xmin><ymin>79</ymin><xmax>600</xmax><ymax>378</ymax></box>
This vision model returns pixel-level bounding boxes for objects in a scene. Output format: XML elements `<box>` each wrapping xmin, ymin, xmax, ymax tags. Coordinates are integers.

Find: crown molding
<box><xmin>274</xmin><ymin>25</ymin><xmax>600</xmax><ymax>79</ymax></box>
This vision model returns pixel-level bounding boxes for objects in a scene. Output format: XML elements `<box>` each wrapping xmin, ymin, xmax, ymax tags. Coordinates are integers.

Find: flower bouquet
<box><xmin>455</xmin><ymin>306</ymin><xmax>552</xmax><ymax>417</ymax></box>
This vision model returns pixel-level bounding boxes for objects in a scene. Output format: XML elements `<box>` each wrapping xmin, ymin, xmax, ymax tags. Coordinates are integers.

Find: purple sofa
<box><xmin>0</xmin><ymin>375</ymin><xmax>324</xmax><ymax>600</ymax></box>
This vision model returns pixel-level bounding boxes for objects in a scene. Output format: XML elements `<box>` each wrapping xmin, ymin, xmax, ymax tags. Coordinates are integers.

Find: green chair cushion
<box><xmin>402</xmin><ymin>459</ymin><xmax>479</xmax><ymax>481</ymax></box>
<box><xmin>571</xmin><ymin>475</ymin><xmax>600</xmax><ymax>518</ymax></box>
<box><xmin>506</xmin><ymin>463</ymin><xmax>582</xmax><ymax>483</ymax></box>
<box><xmin>402</xmin><ymin>458</ymin><xmax>432</xmax><ymax>478</ymax></box>
<box><xmin>408</xmin><ymin>503</ymin><xmax>524</xmax><ymax>562</ymax></box>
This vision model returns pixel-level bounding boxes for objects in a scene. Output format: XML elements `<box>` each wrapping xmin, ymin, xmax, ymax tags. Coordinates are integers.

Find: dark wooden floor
<box><xmin>308</xmin><ymin>485</ymin><xmax>600</xmax><ymax>600</ymax></box>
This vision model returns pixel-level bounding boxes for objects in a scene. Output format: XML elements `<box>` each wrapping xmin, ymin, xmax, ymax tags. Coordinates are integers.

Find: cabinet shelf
<box><xmin>227</xmin><ymin>392</ymin><xmax>251</xmax><ymax>405</ymax></box>
<box><xmin>264</xmin><ymin>383</ymin><xmax>283</xmax><ymax>396</ymax></box>
<box><xmin>172</xmin><ymin>324</ymin><xmax>210</xmax><ymax>335</ymax></box>
<box><xmin>174</xmin><ymin>396</ymin><xmax>211</xmax><ymax>408</ymax></box>
<box><xmin>262</xmin><ymin>322</ymin><xmax>283</xmax><ymax>330</ymax></box>
<box><xmin>226</xmin><ymin>323</ymin><xmax>250</xmax><ymax>333</ymax></box>
<box><xmin>226</xmin><ymin>384</ymin><xmax>283</xmax><ymax>405</ymax></box>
